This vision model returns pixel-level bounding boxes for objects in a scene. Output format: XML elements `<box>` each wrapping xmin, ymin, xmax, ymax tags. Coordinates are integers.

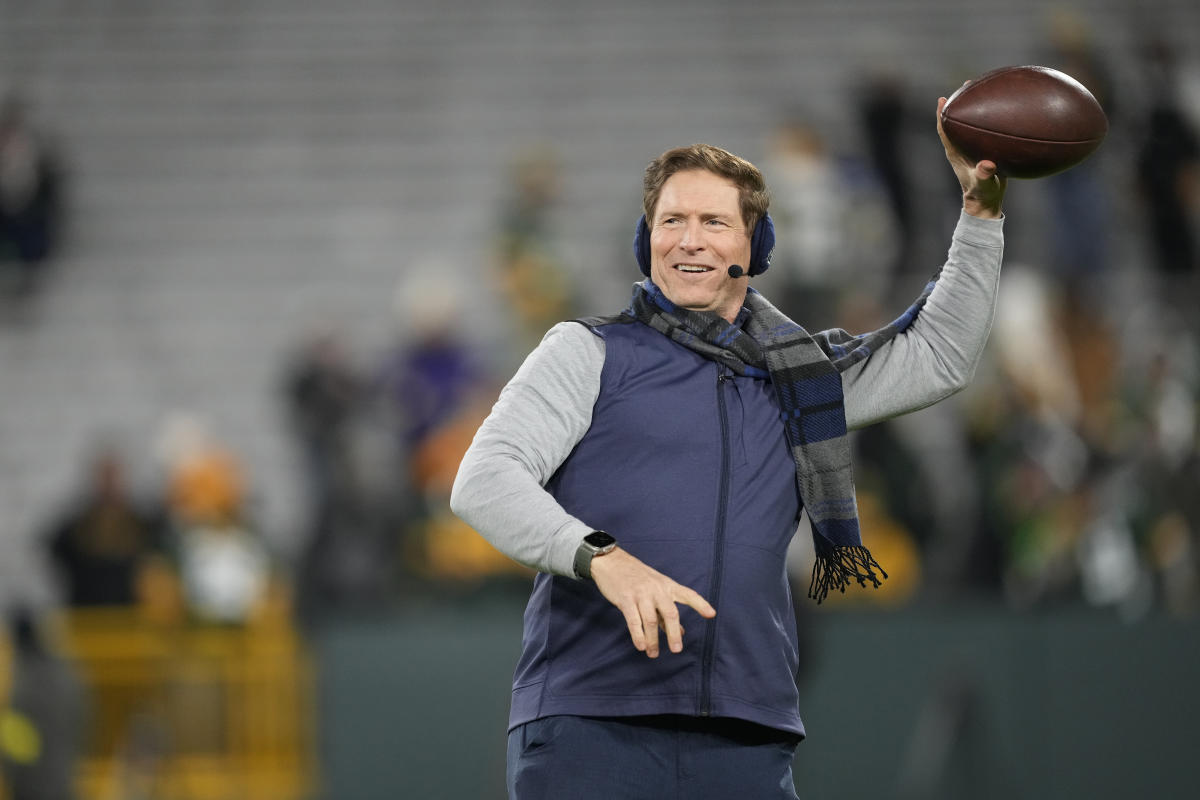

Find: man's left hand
<box><xmin>937</xmin><ymin>95</ymin><xmax>1007</xmax><ymax>219</ymax></box>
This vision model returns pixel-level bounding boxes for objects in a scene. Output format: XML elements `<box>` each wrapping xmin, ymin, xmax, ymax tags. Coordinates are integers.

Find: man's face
<box><xmin>649</xmin><ymin>169</ymin><xmax>752</xmax><ymax>324</ymax></box>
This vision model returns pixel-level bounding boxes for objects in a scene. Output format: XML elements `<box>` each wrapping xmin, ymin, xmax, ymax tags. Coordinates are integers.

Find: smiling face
<box><xmin>648</xmin><ymin>169</ymin><xmax>752</xmax><ymax>324</ymax></box>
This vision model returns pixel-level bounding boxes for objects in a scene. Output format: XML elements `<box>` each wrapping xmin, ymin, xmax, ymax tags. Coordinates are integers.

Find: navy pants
<box><xmin>507</xmin><ymin>715</ymin><xmax>801</xmax><ymax>799</ymax></box>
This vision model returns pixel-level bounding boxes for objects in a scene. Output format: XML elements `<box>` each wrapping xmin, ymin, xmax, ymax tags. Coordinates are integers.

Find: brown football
<box><xmin>940</xmin><ymin>65</ymin><xmax>1108</xmax><ymax>179</ymax></box>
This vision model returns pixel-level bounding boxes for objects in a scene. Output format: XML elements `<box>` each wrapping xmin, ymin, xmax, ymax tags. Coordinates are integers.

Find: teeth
<box><xmin>676</xmin><ymin>265</ymin><xmax>710</xmax><ymax>273</ymax></box>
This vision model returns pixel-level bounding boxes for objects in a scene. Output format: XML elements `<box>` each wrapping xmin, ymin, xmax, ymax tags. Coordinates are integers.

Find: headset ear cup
<box><xmin>749</xmin><ymin>213</ymin><xmax>775</xmax><ymax>276</ymax></box>
<box><xmin>633</xmin><ymin>215</ymin><xmax>651</xmax><ymax>277</ymax></box>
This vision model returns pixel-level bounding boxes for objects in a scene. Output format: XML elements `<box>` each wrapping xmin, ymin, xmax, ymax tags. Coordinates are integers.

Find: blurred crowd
<box><xmin>765</xmin><ymin>18</ymin><xmax>1200</xmax><ymax>620</ymax></box>
<box><xmin>35</xmin><ymin>414</ymin><xmax>282</xmax><ymax>630</ymax></box>
<box><xmin>283</xmin><ymin>142</ymin><xmax>577</xmax><ymax>628</ymax></box>
<box><xmin>275</xmin><ymin>19</ymin><xmax>1200</xmax><ymax>623</ymax></box>
<box><xmin>4</xmin><ymin>18</ymin><xmax>1196</xmax><ymax>632</ymax></box>
<box><xmin>2</xmin><ymin>9</ymin><xmax>1200</xmax><ymax>796</ymax></box>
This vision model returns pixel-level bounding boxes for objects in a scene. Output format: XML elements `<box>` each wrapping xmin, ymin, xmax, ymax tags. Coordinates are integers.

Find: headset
<box><xmin>632</xmin><ymin>211</ymin><xmax>775</xmax><ymax>278</ymax></box>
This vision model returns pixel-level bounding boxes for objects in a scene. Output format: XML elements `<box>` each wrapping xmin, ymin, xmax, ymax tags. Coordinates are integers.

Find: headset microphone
<box><xmin>727</xmin><ymin>264</ymin><xmax>745</xmax><ymax>279</ymax></box>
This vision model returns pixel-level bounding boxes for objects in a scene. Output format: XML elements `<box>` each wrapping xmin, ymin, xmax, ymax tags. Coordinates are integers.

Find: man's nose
<box><xmin>679</xmin><ymin>220</ymin><xmax>705</xmax><ymax>250</ymax></box>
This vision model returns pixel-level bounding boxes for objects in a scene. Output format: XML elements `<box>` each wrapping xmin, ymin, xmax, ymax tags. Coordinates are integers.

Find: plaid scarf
<box><xmin>627</xmin><ymin>277</ymin><xmax>937</xmax><ymax>602</ymax></box>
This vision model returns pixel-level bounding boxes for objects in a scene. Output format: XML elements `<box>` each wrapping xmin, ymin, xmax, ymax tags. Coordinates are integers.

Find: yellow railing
<box><xmin>53</xmin><ymin>608</ymin><xmax>316</xmax><ymax>800</ymax></box>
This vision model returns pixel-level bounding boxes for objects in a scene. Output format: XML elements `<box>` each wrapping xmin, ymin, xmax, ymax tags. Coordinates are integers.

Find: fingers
<box><xmin>616</xmin><ymin>596</ymin><xmax>672</xmax><ymax>658</ymax></box>
<box><xmin>657</xmin><ymin>588</ymin><xmax>716</xmax><ymax>656</ymax></box>
<box><xmin>934</xmin><ymin>94</ymin><xmax>1006</xmax><ymax>218</ymax></box>
<box><xmin>969</xmin><ymin>158</ymin><xmax>1006</xmax><ymax>198</ymax></box>
<box><xmin>935</xmin><ymin>97</ymin><xmax>948</xmax><ymax>149</ymax></box>
<box><xmin>657</xmin><ymin>603</ymin><xmax>682</xmax><ymax>656</ymax></box>
<box><xmin>637</xmin><ymin>593</ymin><xmax>689</xmax><ymax>658</ymax></box>
<box><xmin>640</xmin><ymin>588</ymin><xmax>714</xmax><ymax>658</ymax></box>
<box><xmin>617</xmin><ymin>604</ymin><xmax>648</xmax><ymax>653</ymax></box>
<box><xmin>638</xmin><ymin>596</ymin><xmax>663</xmax><ymax>657</ymax></box>
<box><xmin>591</xmin><ymin>550</ymin><xmax>714</xmax><ymax>659</ymax></box>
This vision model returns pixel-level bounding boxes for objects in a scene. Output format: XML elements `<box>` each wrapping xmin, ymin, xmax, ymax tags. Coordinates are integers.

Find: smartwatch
<box><xmin>573</xmin><ymin>531</ymin><xmax>617</xmax><ymax>580</ymax></box>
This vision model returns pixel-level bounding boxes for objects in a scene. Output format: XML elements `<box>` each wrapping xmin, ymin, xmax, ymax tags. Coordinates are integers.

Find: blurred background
<box><xmin>0</xmin><ymin>0</ymin><xmax>1197</xmax><ymax>797</ymax></box>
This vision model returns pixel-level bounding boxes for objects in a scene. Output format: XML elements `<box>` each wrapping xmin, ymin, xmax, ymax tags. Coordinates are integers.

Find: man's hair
<box><xmin>642</xmin><ymin>144</ymin><xmax>770</xmax><ymax>230</ymax></box>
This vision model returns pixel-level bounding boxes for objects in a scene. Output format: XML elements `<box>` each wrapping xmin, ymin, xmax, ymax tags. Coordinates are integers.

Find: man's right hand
<box><xmin>589</xmin><ymin>548</ymin><xmax>716</xmax><ymax>658</ymax></box>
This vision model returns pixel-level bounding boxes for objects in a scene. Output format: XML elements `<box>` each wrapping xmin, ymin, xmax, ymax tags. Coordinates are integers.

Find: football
<box><xmin>940</xmin><ymin>65</ymin><xmax>1108</xmax><ymax>179</ymax></box>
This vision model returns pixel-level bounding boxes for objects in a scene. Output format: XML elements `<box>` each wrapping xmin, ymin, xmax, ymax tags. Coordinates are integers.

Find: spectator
<box><xmin>1135</xmin><ymin>35</ymin><xmax>1200</xmax><ymax>317</ymax></box>
<box><xmin>759</xmin><ymin>114</ymin><xmax>854</xmax><ymax>328</ymax></box>
<box><xmin>1118</xmin><ymin>335</ymin><xmax>1200</xmax><ymax>617</ymax></box>
<box><xmin>1039</xmin><ymin>9</ymin><xmax>1119</xmax><ymax>300</ymax></box>
<box><xmin>281</xmin><ymin>325</ymin><xmax>400</xmax><ymax>624</ymax></box>
<box><xmin>493</xmin><ymin>145</ymin><xmax>576</xmax><ymax>359</ymax></box>
<box><xmin>156</xmin><ymin>414</ymin><xmax>274</xmax><ymax>626</ymax></box>
<box><xmin>294</xmin><ymin>489</ymin><xmax>400</xmax><ymax>625</ymax></box>
<box><xmin>44</xmin><ymin>443</ymin><xmax>169</xmax><ymax>608</ymax></box>
<box><xmin>963</xmin><ymin>265</ymin><xmax>1091</xmax><ymax>605</ymax></box>
<box><xmin>0</xmin><ymin>92</ymin><xmax>65</xmax><ymax>294</ymax></box>
<box><xmin>283</xmin><ymin>324</ymin><xmax>364</xmax><ymax>523</ymax></box>
<box><xmin>375</xmin><ymin>281</ymin><xmax>488</xmax><ymax>456</ymax></box>
<box><xmin>173</xmin><ymin>510</ymin><xmax>272</xmax><ymax>626</ymax></box>
<box><xmin>855</xmin><ymin>69</ymin><xmax>917</xmax><ymax>277</ymax></box>
<box><xmin>374</xmin><ymin>278</ymin><xmax>521</xmax><ymax>590</ymax></box>
<box><xmin>0</xmin><ymin>606</ymin><xmax>87</xmax><ymax>800</ymax></box>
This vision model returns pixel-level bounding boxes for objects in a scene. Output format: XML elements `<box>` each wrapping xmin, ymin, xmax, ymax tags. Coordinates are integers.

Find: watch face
<box><xmin>585</xmin><ymin>531</ymin><xmax>616</xmax><ymax>549</ymax></box>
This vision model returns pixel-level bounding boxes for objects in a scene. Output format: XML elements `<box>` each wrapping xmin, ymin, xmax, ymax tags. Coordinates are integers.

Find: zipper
<box><xmin>700</xmin><ymin>366</ymin><xmax>734</xmax><ymax>716</ymax></box>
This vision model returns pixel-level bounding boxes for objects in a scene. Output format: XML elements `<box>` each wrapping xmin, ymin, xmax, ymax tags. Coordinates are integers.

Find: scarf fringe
<box><xmin>807</xmin><ymin>545</ymin><xmax>888</xmax><ymax>604</ymax></box>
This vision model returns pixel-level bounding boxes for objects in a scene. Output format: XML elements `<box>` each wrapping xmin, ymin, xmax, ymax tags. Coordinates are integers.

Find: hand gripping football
<box><xmin>940</xmin><ymin>65</ymin><xmax>1108</xmax><ymax>179</ymax></box>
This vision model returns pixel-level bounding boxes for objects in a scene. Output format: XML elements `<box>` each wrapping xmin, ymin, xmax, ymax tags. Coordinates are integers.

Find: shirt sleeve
<box><xmin>450</xmin><ymin>321</ymin><xmax>605</xmax><ymax>577</ymax></box>
<box><xmin>842</xmin><ymin>210</ymin><xmax>1005</xmax><ymax>429</ymax></box>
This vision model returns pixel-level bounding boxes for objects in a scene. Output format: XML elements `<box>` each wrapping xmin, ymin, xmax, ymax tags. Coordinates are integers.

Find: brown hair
<box><xmin>642</xmin><ymin>144</ymin><xmax>770</xmax><ymax>229</ymax></box>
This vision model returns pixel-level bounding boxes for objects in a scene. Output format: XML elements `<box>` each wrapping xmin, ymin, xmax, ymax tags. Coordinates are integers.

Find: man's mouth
<box><xmin>674</xmin><ymin>264</ymin><xmax>713</xmax><ymax>273</ymax></box>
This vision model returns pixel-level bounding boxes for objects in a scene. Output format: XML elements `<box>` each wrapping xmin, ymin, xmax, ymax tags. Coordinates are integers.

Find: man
<box><xmin>451</xmin><ymin>98</ymin><xmax>1006</xmax><ymax>799</ymax></box>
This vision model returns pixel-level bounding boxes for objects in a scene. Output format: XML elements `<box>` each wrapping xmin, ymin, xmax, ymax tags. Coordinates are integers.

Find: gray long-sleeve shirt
<box><xmin>451</xmin><ymin>210</ymin><xmax>1004</xmax><ymax>578</ymax></box>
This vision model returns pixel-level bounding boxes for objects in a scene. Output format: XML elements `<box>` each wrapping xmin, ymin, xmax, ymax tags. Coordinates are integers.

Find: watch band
<box><xmin>573</xmin><ymin>531</ymin><xmax>617</xmax><ymax>580</ymax></box>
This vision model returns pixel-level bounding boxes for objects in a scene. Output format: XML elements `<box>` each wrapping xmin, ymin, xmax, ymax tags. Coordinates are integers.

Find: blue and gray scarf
<box><xmin>628</xmin><ymin>277</ymin><xmax>936</xmax><ymax>602</ymax></box>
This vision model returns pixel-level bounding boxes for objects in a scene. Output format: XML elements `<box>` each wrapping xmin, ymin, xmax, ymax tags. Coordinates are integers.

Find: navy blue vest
<box><xmin>508</xmin><ymin>315</ymin><xmax>810</xmax><ymax>736</ymax></box>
